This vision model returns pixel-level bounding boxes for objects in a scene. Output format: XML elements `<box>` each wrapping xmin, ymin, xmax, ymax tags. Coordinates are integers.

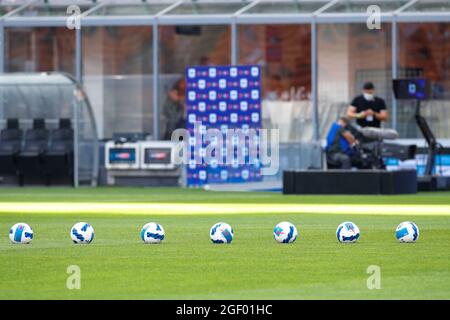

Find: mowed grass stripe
<box><xmin>0</xmin><ymin>212</ymin><xmax>449</xmax><ymax>299</ymax></box>
<box><xmin>1</xmin><ymin>202</ymin><xmax>450</xmax><ymax>216</ymax></box>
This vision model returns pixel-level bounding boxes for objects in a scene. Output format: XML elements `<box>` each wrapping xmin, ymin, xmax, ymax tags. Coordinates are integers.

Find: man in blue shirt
<box><xmin>326</xmin><ymin>117</ymin><xmax>358</xmax><ymax>169</ymax></box>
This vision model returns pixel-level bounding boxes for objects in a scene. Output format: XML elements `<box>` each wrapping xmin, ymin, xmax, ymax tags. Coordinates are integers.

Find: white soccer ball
<box><xmin>210</xmin><ymin>222</ymin><xmax>234</xmax><ymax>244</ymax></box>
<box><xmin>141</xmin><ymin>222</ymin><xmax>165</xmax><ymax>244</ymax></box>
<box><xmin>71</xmin><ymin>222</ymin><xmax>94</xmax><ymax>244</ymax></box>
<box><xmin>396</xmin><ymin>221</ymin><xmax>419</xmax><ymax>243</ymax></box>
<box><xmin>273</xmin><ymin>221</ymin><xmax>298</xmax><ymax>243</ymax></box>
<box><xmin>9</xmin><ymin>223</ymin><xmax>33</xmax><ymax>244</ymax></box>
<box><xmin>336</xmin><ymin>221</ymin><xmax>360</xmax><ymax>243</ymax></box>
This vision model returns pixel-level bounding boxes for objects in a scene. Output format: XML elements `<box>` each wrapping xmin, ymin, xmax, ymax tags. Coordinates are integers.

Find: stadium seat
<box><xmin>44</xmin><ymin>118</ymin><xmax>74</xmax><ymax>185</ymax></box>
<box><xmin>17</xmin><ymin>119</ymin><xmax>49</xmax><ymax>185</ymax></box>
<box><xmin>0</xmin><ymin>119</ymin><xmax>23</xmax><ymax>175</ymax></box>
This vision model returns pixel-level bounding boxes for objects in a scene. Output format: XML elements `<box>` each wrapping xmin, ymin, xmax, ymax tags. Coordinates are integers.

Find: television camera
<box><xmin>347</xmin><ymin>125</ymin><xmax>416</xmax><ymax>170</ymax></box>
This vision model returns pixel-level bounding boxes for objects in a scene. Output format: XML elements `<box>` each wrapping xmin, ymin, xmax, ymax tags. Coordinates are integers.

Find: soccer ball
<box><xmin>71</xmin><ymin>222</ymin><xmax>94</xmax><ymax>244</ymax></box>
<box><xmin>141</xmin><ymin>222</ymin><xmax>165</xmax><ymax>244</ymax></box>
<box><xmin>210</xmin><ymin>222</ymin><xmax>234</xmax><ymax>244</ymax></box>
<box><xmin>9</xmin><ymin>223</ymin><xmax>33</xmax><ymax>244</ymax></box>
<box><xmin>336</xmin><ymin>221</ymin><xmax>360</xmax><ymax>243</ymax></box>
<box><xmin>273</xmin><ymin>221</ymin><xmax>298</xmax><ymax>243</ymax></box>
<box><xmin>396</xmin><ymin>221</ymin><xmax>419</xmax><ymax>243</ymax></box>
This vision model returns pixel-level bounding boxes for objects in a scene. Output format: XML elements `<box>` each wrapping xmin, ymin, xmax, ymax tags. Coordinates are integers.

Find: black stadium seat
<box><xmin>17</xmin><ymin>119</ymin><xmax>49</xmax><ymax>185</ymax></box>
<box><xmin>0</xmin><ymin>119</ymin><xmax>23</xmax><ymax>175</ymax></box>
<box><xmin>45</xmin><ymin>118</ymin><xmax>74</xmax><ymax>185</ymax></box>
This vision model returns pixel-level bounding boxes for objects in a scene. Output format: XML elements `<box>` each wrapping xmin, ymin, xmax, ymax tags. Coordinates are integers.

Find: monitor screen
<box><xmin>144</xmin><ymin>148</ymin><xmax>172</xmax><ymax>165</ymax></box>
<box><xmin>393</xmin><ymin>79</ymin><xmax>430</xmax><ymax>100</ymax></box>
<box><xmin>109</xmin><ymin>148</ymin><xmax>136</xmax><ymax>164</ymax></box>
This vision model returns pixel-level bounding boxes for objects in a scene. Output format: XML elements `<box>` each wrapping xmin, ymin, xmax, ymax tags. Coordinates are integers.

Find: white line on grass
<box><xmin>0</xmin><ymin>203</ymin><xmax>450</xmax><ymax>216</ymax></box>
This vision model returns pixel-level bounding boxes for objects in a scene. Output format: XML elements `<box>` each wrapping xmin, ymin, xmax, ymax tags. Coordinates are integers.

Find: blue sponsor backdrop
<box><xmin>185</xmin><ymin>65</ymin><xmax>262</xmax><ymax>186</ymax></box>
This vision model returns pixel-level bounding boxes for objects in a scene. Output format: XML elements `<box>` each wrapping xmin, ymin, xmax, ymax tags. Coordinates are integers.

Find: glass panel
<box><xmin>13</xmin><ymin>0</ymin><xmax>94</xmax><ymax>17</ymax></box>
<box><xmin>159</xmin><ymin>25</ymin><xmax>231</xmax><ymax>139</ymax></box>
<box><xmin>246</xmin><ymin>1</ymin><xmax>328</xmax><ymax>14</ymax></box>
<box><xmin>239</xmin><ymin>24</ymin><xmax>312</xmax><ymax>142</ymax></box>
<box><xmin>397</xmin><ymin>23</ymin><xmax>450</xmax><ymax>139</ymax></box>
<box><xmin>90</xmin><ymin>2</ymin><xmax>171</xmax><ymax>16</ymax></box>
<box><xmin>166</xmin><ymin>1</ymin><xmax>248</xmax><ymax>15</ymax></box>
<box><xmin>82</xmin><ymin>26</ymin><xmax>153</xmax><ymax>139</ymax></box>
<box><xmin>0</xmin><ymin>4</ymin><xmax>20</xmax><ymax>17</ymax></box>
<box><xmin>0</xmin><ymin>74</ymin><xmax>98</xmax><ymax>186</ymax></box>
<box><xmin>324</xmin><ymin>0</ymin><xmax>408</xmax><ymax>13</ymax></box>
<box><xmin>5</xmin><ymin>27</ymin><xmax>75</xmax><ymax>74</ymax></box>
<box><xmin>318</xmin><ymin>23</ymin><xmax>392</xmax><ymax>137</ymax></box>
<box><xmin>405</xmin><ymin>0</ymin><xmax>450</xmax><ymax>12</ymax></box>
<box><xmin>239</xmin><ymin>24</ymin><xmax>315</xmax><ymax>178</ymax></box>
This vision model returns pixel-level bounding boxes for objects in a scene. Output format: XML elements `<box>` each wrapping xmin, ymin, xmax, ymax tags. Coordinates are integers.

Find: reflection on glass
<box><xmin>5</xmin><ymin>27</ymin><xmax>75</xmax><ymax>74</ymax></box>
<box><xmin>0</xmin><ymin>74</ymin><xmax>98</xmax><ymax>185</ymax></box>
<box><xmin>397</xmin><ymin>23</ymin><xmax>450</xmax><ymax>139</ymax></box>
<box><xmin>324</xmin><ymin>0</ymin><xmax>408</xmax><ymax>13</ymax></box>
<box><xmin>91</xmin><ymin>3</ymin><xmax>171</xmax><ymax>16</ymax></box>
<box><xmin>246</xmin><ymin>1</ymin><xmax>328</xmax><ymax>14</ymax></box>
<box><xmin>165</xmin><ymin>0</ymin><xmax>248</xmax><ymax>15</ymax></box>
<box><xmin>318</xmin><ymin>24</ymin><xmax>392</xmax><ymax>138</ymax></box>
<box><xmin>239</xmin><ymin>24</ymin><xmax>311</xmax><ymax>143</ymax></box>
<box><xmin>82</xmin><ymin>26</ymin><xmax>153</xmax><ymax>139</ymax></box>
<box><xmin>0</xmin><ymin>4</ymin><xmax>19</xmax><ymax>16</ymax></box>
<box><xmin>14</xmin><ymin>1</ymin><xmax>94</xmax><ymax>17</ymax></box>
<box><xmin>159</xmin><ymin>25</ymin><xmax>231</xmax><ymax>139</ymax></box>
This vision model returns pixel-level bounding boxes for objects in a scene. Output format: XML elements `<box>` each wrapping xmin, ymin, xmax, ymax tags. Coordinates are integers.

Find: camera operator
<box><xmin>347</xmin><ymin>82</ymin><xmax>388</xmax><ymax>128</ymax></box>
<box><xmin>325</xmin><ymin>117</ymin><xmax>359</xmax><ymax>169</ymax></box>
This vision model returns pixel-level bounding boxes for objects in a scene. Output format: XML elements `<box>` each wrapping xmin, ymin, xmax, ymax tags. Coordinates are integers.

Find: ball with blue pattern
<box><xmin>9</xmin><ymin>223</ymin><xmax>33</xmax><ymax>244</ymax></box>
<box><xmin>336</xmin><ymin>221</ymin><xmax>360</xmax><ymax>243</ymax></box>
<box><xmin>395</xmin><ymin>221</ymin><xmax>419</xmax><ymax>243</ymax></box>
<box><xmin>70</xmin><ymin>222</ymin><xmax>94</xmax><ymax>244</ymax></box>
<box><xmin>273</xmin><ymin>221</ymin><xmax>298</xmax><ymax>244</ymax></box>
<box><xmin>210</xmin><ymin>222</ymin><xmax>234</xmax><ymax>244</ymax></box>
<box><xmin>141</xmin><ymin>222</ymin><xmax>165</xmax><ymax>244</ymax></box>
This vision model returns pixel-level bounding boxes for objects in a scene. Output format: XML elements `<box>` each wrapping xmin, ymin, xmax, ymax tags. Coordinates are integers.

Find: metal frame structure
<box><xmin>0</xmin><ymin>0</ymin><xmax>449</xmax><ymax>140</ymax></box>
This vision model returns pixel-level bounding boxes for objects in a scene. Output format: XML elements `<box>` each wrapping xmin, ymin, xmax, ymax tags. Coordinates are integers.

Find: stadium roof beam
<box><xmin>2</xmin><ymin>0</ymin><xmax>90</xmax><ymax>27</ymax></box>
<box><xmin>314</xmin><ymin>0</ymin><xmax>401</xmax><ymax>24</ymax></box>
<box><xmin>156</xmin><ymin>0</ymin><xmax>247</xmax><ymax>25</ymax></box>
<box><xmin>394</xmin><ymin>0</ymin><xmax>419</xmax><ymax>14</ymax></box>
<box><xmin>155</xmin><ymin>0</ymin><xmax>185</xmax><ymax>18</ymax></box>
<box><xmin>80</xmin><ymin>1</ymin><xmax>106</xmax><ymax>18</ymax></box>
<box><xmin>313</xmin><ymin>0</ymin><xmax>340</xmax><ymax>15</ymax></box>
<box><xmin>396</xmin><ymin>12</ymin><xmax>450</xmax><ymax>22</ymax></box>
<box><xmin>157</xmin><ymin>14</ymin><xmax>234</xmax><ymax>25</ymax></box>
<box><xmin>0</xmin><ymin>0</ymin><xmax>35</xmax><ymax>19</ymax></box>
<box><xmin>235</xmin><ymin>0</ymin><xmax>322</xmax><ymax>24</ymax></box>
<box><xmin>0</xmin><ymin>0</ymin><xmax>449</xmax><ymax>26</ymax></box>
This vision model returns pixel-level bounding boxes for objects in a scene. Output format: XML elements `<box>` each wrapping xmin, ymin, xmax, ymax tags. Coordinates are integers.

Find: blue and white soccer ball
<box><xmin>71</xmin><ymin>222</ymin><xmax>94</xmax><ymax>244</ymax></box>
<box><xmin>210</xmin><ymin>222</ymin><xmax>234</xmax><ymax>244</ymax></box>
<box><xmin>273</xmin><ymin>221</ymin><xmax>298</xmax><ymax>243</ymax></box>
<box><xmin>336</xmin><ymin>221</ymin><xmax>360</xmax><ymax>243</ymax></box>
<box><xmin>141</xmin><ymin>222</ymin><xmax>165</xmax><ymax>244</ymax></box>
<box><xmin>395</xmin><ymin>221</ymin><xmax>419</xmax><ymax>243</ymax></box>
<box><xmin>9</xmin><ymin>223</ymin><xmax>33</xmax><ymax>244</ymax></box>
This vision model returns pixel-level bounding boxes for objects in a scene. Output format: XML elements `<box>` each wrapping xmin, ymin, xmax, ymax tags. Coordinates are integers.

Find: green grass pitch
<box><xmin>0</xmin><ymin>187</ymin><xmax>449</xmax><ymax>299</ymax></box>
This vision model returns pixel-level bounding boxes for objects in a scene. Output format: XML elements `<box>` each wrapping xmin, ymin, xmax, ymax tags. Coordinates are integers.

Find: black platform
<box><xmin>283</xmin><ymin>170</ymin><xmax>417</xmax><ymax>195</ymax></box>
<box><xmin>418</xmin><ymin>175</ymin><xmax>450</xmax><ymax>191</ymax></box>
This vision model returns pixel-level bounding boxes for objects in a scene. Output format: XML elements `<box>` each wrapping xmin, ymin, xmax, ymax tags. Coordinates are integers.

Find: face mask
<box><xmin>363</xmin><ymin>93</ymin><xmax>374</xmax><ymax>101</ymax></box>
